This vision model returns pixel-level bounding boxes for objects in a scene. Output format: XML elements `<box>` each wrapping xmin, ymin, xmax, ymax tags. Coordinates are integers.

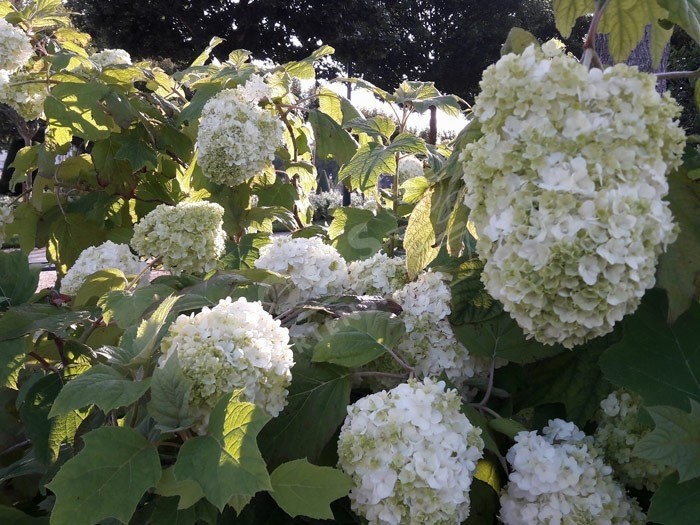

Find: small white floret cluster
<box><xmin>254</xmin><ymin>236</ymin><xmax>348</xmax><ymax>304</ymax></box>
<box><xmin>0</xmin><ymin>70</ymin><xmax>47</xmax><ymax>120</ymax></box>
<box><xmin>460</xmin><ymin>41</ymin><xmax>686</xmax><ymax>348</ymax></box>
<box><xmin>159</xmin><ymin>297</ymin><xmax>293</xmax><ymax>426</ymax></box>
<box><xmin>397</xmin><ymin>155</ymin><xmax>424</xmax><ymax>184</ymax></box>
<box><xmin>197</xmin><ymin>76</ymin><xmax>285</xmax><ymax>186</ymax></box>
<box><xmin>392</xmin><ymin>271</ymin><xmax>486</xmax><ymax>386</ymax></box>
<box><xmin>90</xmin><ymin>48</ymin><xmax>132</xmax><ymax>68</ymax></box>
<box><xmin>594</xmin><ymin>389</ymin><xmax>673</xmax><ymax>491</ymax></box>
<box><xmin>131</xmin><ymin>201</ymin><xmax>226</xmax><ymax>275</ymax></box>
<box><xmin>337</xmin><ymin>378</ymin><xmax>484</xmax><ymax>525</ymax></box>
<box><xmin>0</xmin><ymin>19</ymin><xmax>33</xmax><ymax>73</ymax></box>
<box><xmin>60</xmin><ymin>241</ymin><xmax>147</xmax><ymax>296</ymax></box>
<box><xmin>0</xmin><ymin>204</ymin><xmax>14</xmax><ymax>246</ymax></box>
<box><xmin>0</xmin><ymin>21</ymin><xmax>45</xmax><ymax>121</ymax></box>
<box><xmin>346</xmin><ymin>252</ymin><xmax>408</xmax><ymax>297</ymax></box>
<box><xmin>309</xmin><ymin>190</ymin><xmax>343</xmax><ymax>213</ymax></box>
<box><xmin>500</xmin><ymin>419</ymin><xmax>646</xmax><ymax>525</ymax></box>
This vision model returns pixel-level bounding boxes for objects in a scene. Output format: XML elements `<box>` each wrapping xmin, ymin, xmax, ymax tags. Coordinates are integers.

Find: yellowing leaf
<box><xmin>553</xmin><ymin>0</ymin><xmax>595</xmax><ymax>38</ymax></box>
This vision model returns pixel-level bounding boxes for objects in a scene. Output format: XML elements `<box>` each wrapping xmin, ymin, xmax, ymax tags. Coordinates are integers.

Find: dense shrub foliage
<box><xmin>0</xmin><ymin>1</ymin><xmax>699</xmax><ymax>524</ymax></box>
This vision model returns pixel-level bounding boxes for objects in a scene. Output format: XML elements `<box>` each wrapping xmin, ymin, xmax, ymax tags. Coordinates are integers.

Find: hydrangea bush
<box><xmin>0</xmin><ymin>1</ymin><xmax>699</xmax><ymax>524</ymax></box>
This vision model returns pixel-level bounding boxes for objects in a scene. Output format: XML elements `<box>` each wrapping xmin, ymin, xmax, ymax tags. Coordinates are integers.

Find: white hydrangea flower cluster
<box><xmin>337</xmin><ymin>378</ymin><xmax>484</xmax><ymax>525</ymax></box>
<box><xmin>254</xmin><ymin>235</ymin><xmax>348</xmax><ymax>304</ymax></box>
<box><xmin>0</xmin><ymin>204</ymin><xmax>14</xmax><ymax>246</ymax></box>
<box><xmin>197</xmin><ymin>76</ymin><xmax>285</xmax><ymax>187</ymax></box>
<box><xmin>460</xmin><ymin>42</ymin><xmax>686</xmax><ymax>348</ymax></box>
<box><xmin>594</xmin><ymin>389</ymin><xmax>673</xmax><ymax>491</ymax></box>
<box><xmin>159</xmin><ymin>297</ymin><xmax>294</xmax><ymax>426</ymax></box>
<box><xmin>0</xmin><ymin>19</ymin><xmax>33</xmax><ymax>73</ymax></box>
<box><xmin>90</xmin><ymin>48</ymin><xmax>132</xmax><ymax>68</ymax></box>
<box><xmin>500</xmin><ymin>419</ymin><xmax>646</xmax><ymax>525</ymax></box>
<box><xmin>60</xmin><ymin>241</ymin><xmax>148</xmax><ymax>296</ymax></box>
<box><xmin>347</xmin><ymin>252</ymin><xmax>408</xmax><ymax>296</ymax></box>
<box><xmin>0</xmin><ymin>70</ymin><xmax>47</xmax><ymax>120</ymax></box>
<box><xmin>131</xmin><ymin>201</ymin><xmax>226</xmax><ymax>275</ymax></box>
<box><xmin>392</xmin><ymin>271</ymin><xmax>486</xmax><ymax>386</ymax></box>
<box><xmin>397</xmin><ymin>155</ymin><xmax>424</xmax><ymax>184</ymax></box>
<box><xmin>309</xmin><ymin>190</ymin><xmax>343</xmax><ymax>212</ymax></box>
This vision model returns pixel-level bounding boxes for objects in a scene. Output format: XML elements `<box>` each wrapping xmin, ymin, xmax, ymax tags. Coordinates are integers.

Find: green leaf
<box><xmin>46</xmin><ymin>426</ymin><xmax>161</xmax><ymax>525</ymax></box>
<box><xmin>98</xmin><ymin>284</ymin><xmax>177</xmax><ymax>329</ymax></box>
<box><xmin>599</xmin><ymin>0</ymin><xmax>671</xmax><ymax>65</ymax></box>
<box><xmin>283</xmin><ymin>44</ymin><xmax>334</xmax><ymax>79</ymax></box>
<box><xmin>656</xmin><ymin>171</ymin><xmax>700</xmax><ymax>321</ymax></box>
<box><xmin>552</xmin><ymin>0</ymin><xmax>594</xmax><ymax>38</ymax></box>
<box><xmin>0</xmin><ymin>506</ymin><xmax>48</xmax><ymax>525</ymax></box>
<box><xmin>308</xmin><ymin>109</ymin><xmax>358</xmax><ymax>166</ymax></box>
<box><xmin>328</xmin><ymin>208</ymin><xmax>397</xmax><ymax>261</ymax></box>
<box><xmin>347</xmin><ymin>115</ymin><xmax>396</xmax><ymax>140</ymax></box>
<box><xmin>258</xmin><ymin>364</ymin><xmax>352</xmax><ymax>466</ymax></box>
<box><xmin>600</xmin><ymin>289</ymin><xmax>700</xmax><ymax>410</ymax></box>
<box><xmin>317</xmin><ymin>87</ymin><xmax>363</xmax><ymax>126</ymax></box>
<box><xmin>73</xmin><ymin>269</ymin><xmax>127</xmax><ymax>307</ymax></box>
<box><xmin>448</xmin><ymin>259</ymin><xmax>502</xmax><ymax>325</ymax></box>
<box><xmin>634</xmin><ymin>400</ymin><xmax>700</xmax><ymax>482</ymax></box>
<box><xmin>515</xmin><ymin>338</ymin><xmax>613</xmax><ymax>427</ymax></box>
<box><xmin>45</xmin><ymin>82</ymin><xmax>113</xmax><ymax>141</ymax></box>
<box><xmin>19</xmin><ymin>373</ymin><xmax>84</xmax><ymax>464</ymax></box>
<box><xmin>501</xmin><ymin>27</ymin><xmax>540</xmax><ymax>55</ymax></box>
<box><xmin>659</xmin><ymin>0</ymin><xmax>700</xmax><ymax>45</ymax></box>
<box><xmin>404</xmin><ymin>185</ymin><xmax>445</xmax><ymax>279</ymax></box>
<box><xmin>0</xmin><ymin>338</ymin><xmax>27</xmax><ymax>389</ymax></box>
<box><xmin>49</xmin><ymin>364</ymin><xmax>151</xmax><ymax>418</ymax></box>
<box><xmin>0</xmin><ymin>250</ymin><xmax>39</xmax><ymax>306</ymax></box>
<box><xmin>269</xmin><ymin>459</ymin><xmax>352</xmax><ymax>519</ymax></box>
<box><xmin>147</xmin><ymin>353</ymin><xmax>195</xmax><ymax>432</ymax></box>
<box><xmin>219</xmin><ymin>234</ymin><xmax>271</xmax><ymax>270</ymax></box>
<box><xmin>648</xmin><ymin>473</ymin><xmax>700</xmax><ymax>525</ymax></box>
<box><xmin>190</xmin><ymin>36</ymin><xmax>224</xmax><ymax>67</ymax></box>
<box><xmin>114</xmin><ymin>133</ymin><xmax>159</xmax><ymax>171</ymax></box>
<box><xmin>0</xmin><ymin>304</ymin><xmax>91</xmax><ymax>341</ymax></box>
<box><xmin>463</xmin><ymin>479</ymin><xmax>500</xmax><ymax>525</ymax></box>
<box><xmin>313</xmin><ymin>311</ymin><xmax>405</xmax><ymax>367</ymax></box>
<box><xmin>489</xmin><ymin>417</ymin><xmax>528</xmax><ymax>439</ymax></box>
<box><xmin>174</xmin><ymin>393</ymin><xmax>271</xmax><ymax>511</ymax></box>
<box><xmin>338</xmin><ymin>142</ymin><xmax>395</xmax><ymax>192</ymax></box>
<box><xmin>452</xmin><ymin>312</ymin><xmax>564</xmax><ymax>364</ymax></box>
<box><xmin>131</xmin><ymin>294</ymin><xmax>179</xmax><ymax>364</ymax></box>
<box><xmin>155</xmin><ymin>466</ymin><xmax>205</xmax><ymax>510</ymax></box>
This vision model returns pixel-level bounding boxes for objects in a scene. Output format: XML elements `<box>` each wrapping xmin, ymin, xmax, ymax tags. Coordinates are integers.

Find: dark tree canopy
<box><xmin>65</xmin><ymin>0</ymin><xmax>557</xmax><ymax>101</ymax></box>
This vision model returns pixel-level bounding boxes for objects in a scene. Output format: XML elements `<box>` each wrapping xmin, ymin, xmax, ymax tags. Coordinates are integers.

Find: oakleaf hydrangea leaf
<box><xmin>600</xmin><ymin>290</ymin><xmax>700</xmax><ymax>410</ymax></box>
<box><xmin>48</xmin><ymin>364</ymin><xmax>151</xmax><ymax>418</ymax></box>
<box><xmin>46</xmin><ymin>427</ymin><xmax>161</xmax><ymax>525</ymax></box>
<box><xmin>173</xmin><ymin>393</ymin><xmax>272</xmax><ymax>511</ymax></box>
<box><xmin>269</xmin><ymin>459</ymin><xmax>352</xmax><ymax>519</ymax></box>
<box><xmin>634</xmin><ymin>400</ymin><xmax>700</xmax><ymax>482</ymax></box>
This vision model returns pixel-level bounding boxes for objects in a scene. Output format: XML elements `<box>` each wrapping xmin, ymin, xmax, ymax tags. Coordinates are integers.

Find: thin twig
<box><xmin>476</xmin><ymin>358</ymin><xmax>497</xmax><ymax>407</ymax></box>
<box><xmin>656</xmin><ymin>69</ymin><xmax>700</xmax><ymax>81</ymax></box>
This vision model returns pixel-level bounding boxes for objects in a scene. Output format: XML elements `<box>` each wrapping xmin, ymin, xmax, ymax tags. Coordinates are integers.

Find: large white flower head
<box><xmin>460</xmin><ymin>42</ymin><xmax>686</xmax><ymax>348</ymax></box>
<box><xmin>131</xmin><ymin>201</ymin><xmax>226</xmax><ymax>275</ymax></box>
<box><xmin>347</xmin><ymin>252</ymin><xmax>408</xmax><ymax>297</ymax></box>
<box><xmin>309</xmin><ymin>190</ymin><xmax>343</xmax><ymax>213</ymax></box>
<box><xmin>391</xmin><ymin>270</ymin><xmax>488</xmax><ymax>386</ymax></box>
<box><xmin>397</xmin><ymin>155</ymin><xmax>424</xmax><ymax>184</ymax></box>
<box><xmin>0</xmin><ymin>70</ymin><xmax>47</xmax><ymax>120</ymax></box>
<box><xmin>159</xmin><ymin>297</ymin><xmax>293</xmax><ymax>427</ymax></box>
<box><xmin>60</xmin><ymin>241</ymin><xmax>148</xmax><ymax>296</ymax></box>
<box><xmin>0</xmin><ymin>203</ymin><xmax>14</xmax><ymax>246</ymax></box>
<box><xmin>254</xmin><ymin>235</ymin><xmax>348</xmax><ymax>304</ymax></box>
<box><xmin>90</xmin><ymin>48</ymin><xmax>132</xmax><ymax>69</ymax></box>
<box><xmin>594</xmin><ymin>389</ymin><xmax>673</xmax><ymax>491</ymax></box>
<box><xmin>197</xmin><ymin>76</ymin><xmax>285</xmax><ymax>187</ymax></box>
<box><xmin>500</xmin><ymin>418</ymin><xmax>646</xmax><ymax>525</ymax></box>
<box><xmin>337</xmin><ymin>377</ymin><xmax>485</xmax><ymax>525</ymax></box>
<box><xmin>0</xmin><ymin>19</ymin><xmax>33</xmax><ymax>73</ymax></box>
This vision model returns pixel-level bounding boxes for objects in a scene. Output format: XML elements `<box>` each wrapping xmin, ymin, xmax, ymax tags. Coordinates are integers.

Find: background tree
<box><xmin>65</xmin><ymin>0</ymin><xmax>559</xmax><ymax>101</ymax></box>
